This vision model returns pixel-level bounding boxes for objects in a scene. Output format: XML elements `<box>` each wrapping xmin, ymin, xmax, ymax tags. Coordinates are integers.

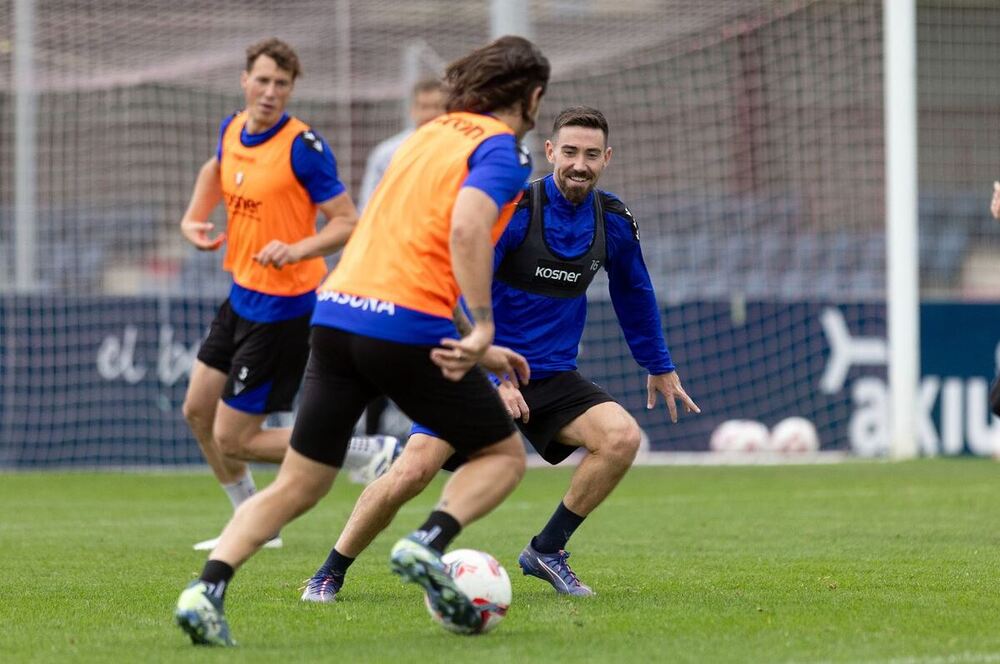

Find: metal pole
<box><xmin>883</xmin><ymin>0</ymin><xmax>920</xmax><ymax>459</ymax></box>
<box><xmin>490</xmin><ymin>0</ymin><xmax>532</xmax><ymax>39</ymax></box>
<box><xmin>336</xmin><ymin>0</ymin><xmax>352</xmax><ymax>185</ymax></box>
<box><xmin>490</xmin><ymin>0</ymin><xmax>536</xmax><ymax>158</ymax></box>
<box><xmin>14</xmin><ymin>0</ymin><xmax>37</xmax><ymax>291</ymax></box>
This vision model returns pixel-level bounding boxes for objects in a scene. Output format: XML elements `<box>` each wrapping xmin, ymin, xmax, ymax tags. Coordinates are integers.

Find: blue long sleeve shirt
<box><xmin>492</xmin><ymin>174</ymin><xmax>674</xmax><ymax>378</ymax></box>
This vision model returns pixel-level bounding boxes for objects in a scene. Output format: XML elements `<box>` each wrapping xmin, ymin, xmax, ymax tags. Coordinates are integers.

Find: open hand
<box><xmin>180</xmin><ymin>220</ymin><xmax>225</xmax><ymax>251</ymax></box>
<box><xmin>647</xmin><ymin>371</ymin><xmax>701</xmax><ymax>423</ymax></box>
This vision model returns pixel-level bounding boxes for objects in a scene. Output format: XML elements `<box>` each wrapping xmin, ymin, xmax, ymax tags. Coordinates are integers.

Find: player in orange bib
<box><xmin>174</xmin><ymin>35</ymin><xmax>551</xmax><ymax>645</ymax></box>
<box><xmin>176</xmin><ymin>39</ymin><xmax>364</xmax><ymax>553</ymax></box>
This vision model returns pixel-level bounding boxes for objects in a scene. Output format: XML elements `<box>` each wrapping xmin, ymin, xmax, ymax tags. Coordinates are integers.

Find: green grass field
<box><xmin>2</xmin><ymin>460</ymin><xmax>1000</xmax><ymax>663</ymax></box>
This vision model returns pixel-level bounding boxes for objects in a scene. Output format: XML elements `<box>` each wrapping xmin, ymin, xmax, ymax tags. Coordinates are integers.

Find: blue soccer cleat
<box><xmin>174</xmin><ymin>580</ymin><xmax>236</xmax><ymax>646</ymax></box>
<box><xmin>389</xmin><ymin>536</ymin><xmax>481</xmax><ymax>632</ymax></box>
<box><xmin>300</xmin><ymin>570</ymin><xmax>342</xmax><ymax>603</ymax></box>
<box><xmin>517</xmin><ymin>543</ymin><xmax>595</xmax><ymax>597</ymax></box>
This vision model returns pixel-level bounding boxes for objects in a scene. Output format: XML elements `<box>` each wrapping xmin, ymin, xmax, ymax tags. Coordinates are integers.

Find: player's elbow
<box><xmin>449</xmin><ymin>215</ymin><xmax>489</xmax><ymax>250</ymax></box>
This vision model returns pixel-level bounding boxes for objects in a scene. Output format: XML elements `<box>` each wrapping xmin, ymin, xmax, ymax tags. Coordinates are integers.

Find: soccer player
<box><xmin>177</xmin><ymin>38</ymin><xmax>394</xmax><ymax>551</ymax></box>
<box><xmin>174</xmin><ymin>35</ymin><xmax>551</xmax><ymax>645</ymax></box>
<box><xmin>301</xmin><ymin>106</ymin><xmax>699</xmax><ymax>603</ymax></box>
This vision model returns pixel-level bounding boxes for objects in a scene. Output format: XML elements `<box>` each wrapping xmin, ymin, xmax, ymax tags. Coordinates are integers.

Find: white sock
<box><xmin>342</xmin><ymin>436</ymin><xmax>379</xmax><ymax>471</ymax></box>
<box><xmin>222</xmin><ymin>471</ymin><xmax>257</xmax><ymax>510</ymax></box>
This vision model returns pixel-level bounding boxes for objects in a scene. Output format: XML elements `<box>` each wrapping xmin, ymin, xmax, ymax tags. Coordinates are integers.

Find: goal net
<box><xmin>1</xmin><ymin>1</ymin><xmax>997</xmax><ymax>466</ymax></box>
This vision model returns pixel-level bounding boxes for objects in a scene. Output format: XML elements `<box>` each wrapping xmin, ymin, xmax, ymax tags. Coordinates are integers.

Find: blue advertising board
<box><xmin>0</xmin><ymin>296</ymin><xmax>997</xmax><ymax>466</ymax></box>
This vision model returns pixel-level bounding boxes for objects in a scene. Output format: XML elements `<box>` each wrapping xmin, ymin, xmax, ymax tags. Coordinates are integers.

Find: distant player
<box><xmin>173</xmin><ymin>35</ymin><xmax>551</xmax><ymax>645</ymax></box>
<box><xmin>301</xmin><ymin>106</ymin><xmax>699</xmax><ymax>603</ymax></box>
<box><xmin>177</xmin><ymin>38</ymin><xmax>394</xmax><ymax>551</ymax></box>
<box><xmin>358</xmin><ymin>78</ymin><xmax>447</xmax><ymax>209</ymax></box>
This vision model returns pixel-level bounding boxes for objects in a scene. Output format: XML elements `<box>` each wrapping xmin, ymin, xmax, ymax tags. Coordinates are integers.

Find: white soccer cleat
<box><xmin>192</xmin><ymin>536</ymin><xmax>220</xmax><ymax>551</ymax></box>
<box><xmin>347</xmin><ymin>435</ymin><xmax>401</xmax><ymax>485</ymax></box>
<box><xmin>192</xmin><ymin>535</ymin><xmax>283</xmax><ymax>551</ymax></box>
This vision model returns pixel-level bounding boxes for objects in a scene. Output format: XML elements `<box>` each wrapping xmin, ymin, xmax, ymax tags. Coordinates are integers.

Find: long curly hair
<box><xmin>444</xmin><ymin>36</ymin><xmax>550</xmax><ymax>120</ymax></box>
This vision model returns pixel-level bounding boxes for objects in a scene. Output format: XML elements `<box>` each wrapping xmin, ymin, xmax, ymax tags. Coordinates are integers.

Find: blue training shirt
<box><xmin>492</xmin><ymin>174</ymin><xmax>674</xmax><ymax>378</ymax></box>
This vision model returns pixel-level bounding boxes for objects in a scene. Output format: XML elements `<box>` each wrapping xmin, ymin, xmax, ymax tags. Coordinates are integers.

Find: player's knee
<box><xmin>511</xmin><ymin>453</ymin><xmax>527</xmax><ymax>482</ymax></box>
<box><xmin>279</xmin><ymin>482</ymin><xmax>324</xmax><ymax>516</ymax></box>
<box><xmin>386</xmin><ymin>460</ymin><xmax>436</xmax><ymax>502</ymax></box>
<box><xmin>181</xmin><ymin>396</ymin><xmax>212</xmax><ymax>433</ymax></box>
<box><xmin>603</xmin><ymin>419</ymin><xmax>642</xmax><ymax>467</ymax></box>
<box><xmin>991</xmin><ymin>378</ymin><xmax>1000</xmax><ymax>417</ymax></box>
<box><xmin>214</xmin><ymin>427</ymin><xmax>248</xmax><ymax>458</ymax></box>
<box><xmin>502</xmin><ymin>443</ymin><xmax>527</xmax><ymax>481</ymax></box>
<box><xmin>270</xmin><ymin>472</ymin><xmax>329</xmax><ymax>514</ymax></box>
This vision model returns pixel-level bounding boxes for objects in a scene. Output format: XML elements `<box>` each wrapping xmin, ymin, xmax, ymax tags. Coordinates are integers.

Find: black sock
<box><xmin>531</xmin><ymin>502</ymin><xmax>585</xmax><ymax>554</ymax></box>
<box><xmin>199</xmin><ymin>559</ymin><xmax>235</xmax><ymax>600</ymax></box>
<box><xmin>413</xmin><ymin>510</ymin><xmax>462</xmax><ymax>553</ymax></box>
<box><xmin>319</xmin><ymin>547</ymin><xmax>355</xmax><ymax>580</ymax></box>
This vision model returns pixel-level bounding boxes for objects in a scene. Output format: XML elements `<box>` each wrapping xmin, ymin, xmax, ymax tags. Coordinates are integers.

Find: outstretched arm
<box><xmin>605</xmin><ymin>204</ymin><xmax>700</xmax><ymax>422</ymax></box>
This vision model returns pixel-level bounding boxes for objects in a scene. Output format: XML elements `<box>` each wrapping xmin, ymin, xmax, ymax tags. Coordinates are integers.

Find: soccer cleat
<box><xmin>174</xmin><ymin>580</ymin><xmax>236</xmax><ymax>646</ymax></box>
<box><xmin>300</xmin><ymin>570</ymin><xmax>342</xmax><ymax>603</ymax></box>
<box><xmin>517</xmin><ymin>543</ymin><xmax>595</xmax><ymax>597</ymax></box>
<box><xmin>389</xmin><ymin>536</ymin><xmax>481</xmax><ymax>631</ymax></box>
<box><xmin>348</xmin><ymin>435</ymin><xmax>402</xmax><ymax>485</ymax></box>
<box><xmin>192</xmin><ymin>534</ymin><xmax>283</xmax><ymax>551</ymax></box>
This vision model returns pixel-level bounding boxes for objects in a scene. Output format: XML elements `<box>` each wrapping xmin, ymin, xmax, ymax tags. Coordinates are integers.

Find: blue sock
<box><xmin>531</xmin><ymin>502</ymin><xmax>585</xmax><ymax>554</ymax></box>
<box><xmin>319</xmin><ymin>548</ymin><xmax>355</xmax><ymax>580</ymax></box>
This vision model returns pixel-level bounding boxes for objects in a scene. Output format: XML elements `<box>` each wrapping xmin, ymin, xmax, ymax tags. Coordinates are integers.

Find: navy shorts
<box><xmin>196</xmin><ymin>299</ymin><xmax>311</xmax><ymax>414</ymax></box>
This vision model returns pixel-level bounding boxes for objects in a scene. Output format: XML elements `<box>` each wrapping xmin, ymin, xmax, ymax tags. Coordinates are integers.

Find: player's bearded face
<box><xmin>547</xmin><ymin>126</ymin><xmax>611</xmax><ymax>205</ymax></box>
<box><xmin>241</xmin><ymin>55</ymin><xmax>295</xmax><ymax>133</ymax></box>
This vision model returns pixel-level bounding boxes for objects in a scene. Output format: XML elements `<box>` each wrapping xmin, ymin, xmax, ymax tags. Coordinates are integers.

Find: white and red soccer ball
<box><xmin>709</xmin><ymin>419</ymin><xmax>770</xmax><ymax>453</ymax></box>
<box><xmin>770</xmin><ymin>416</ymin><xmax>820</xmax><ymax>453</ymax></box>
<box><xmin>424</xmin><ymin>549</ymin><xmax>511</xmax><ymax>635</ymax></box>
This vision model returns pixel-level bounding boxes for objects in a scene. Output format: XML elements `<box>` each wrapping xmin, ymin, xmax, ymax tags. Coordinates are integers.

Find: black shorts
<box><xmin>290</xmin><ymin>326</ymin><xmax>517</xmax><ymax>468</ymax></box>
<box><xmin>431</xmin><ymin>370</ymin><xmax>616</xmax><ymax>469</ymax></box>
<box><xmin>196</xmin><ymin>299</ymin><xmax>311</xmax><ymax>414</ymax></box>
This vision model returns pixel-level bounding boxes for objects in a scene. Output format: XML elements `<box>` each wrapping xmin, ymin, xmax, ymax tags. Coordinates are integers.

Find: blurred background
<box><xmin>1</xmin><ymin>0</ymin><xmax>998</xmax><ymax>466</ymax></box>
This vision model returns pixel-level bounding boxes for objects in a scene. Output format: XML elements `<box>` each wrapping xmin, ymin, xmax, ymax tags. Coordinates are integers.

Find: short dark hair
<box><xmin>444</xmin><ymin>36</ymin><xmax>550</xmax><ymax>116</ymax></box>
<box><xmin>552</xmin><ymin>106</ymin><xmax>609</xmax><ymax>141</ymax></box>
<box><xmin>246</xmin><ymin>38</ymin><xmax>302</xmax><ymax>80</ymax></box>
<box><xmin>412</xmin><ymin>78</ymin><xmax>445</xmax><ymax>97</ymax></box>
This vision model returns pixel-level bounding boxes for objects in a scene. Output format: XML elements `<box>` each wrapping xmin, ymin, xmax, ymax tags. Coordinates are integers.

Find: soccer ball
<box><xmin>770</xmin><ymin>416</ymin><xmax>820</xmax><ymax>453</ymax></box>
<box><xmin>709</xmin><ymin>419</ymin><xmax>770</xmax><ymax>453</ymax></box>
<box><xmin>424</xmin><ymin>549</ymin><xmax>511</xmax><ymax>635</ymax></box>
